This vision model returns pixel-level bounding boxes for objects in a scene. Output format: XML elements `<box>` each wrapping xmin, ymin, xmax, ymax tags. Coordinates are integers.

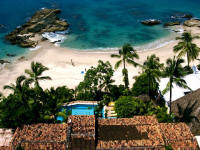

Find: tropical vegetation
<box><xmin>162</xmin><ymin>56</ymin><xmax>191</xmax><ymax>114</ymax></box>
<box><xmin>174</xmin><ymin>32</ymin><xmax>200</xmax><ymax>67</ymax></box>
<box><xmin>0</xmin><ymin>31</ymin><xmax>199</xmax><ymax>129</ymax></box>
<box><xmin>111</xmin><ymin>43</ymin><xmax>139</xmax><ymax>89</ymax></box>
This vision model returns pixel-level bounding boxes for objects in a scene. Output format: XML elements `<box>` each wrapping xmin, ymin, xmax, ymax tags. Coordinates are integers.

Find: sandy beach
<box><xmin>0</xmin><ymin>25</ymin><xmax>200</xmax><ymax>95</ymax></box>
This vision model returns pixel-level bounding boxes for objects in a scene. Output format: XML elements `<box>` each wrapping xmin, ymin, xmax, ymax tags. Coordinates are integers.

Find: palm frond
<box><xmin>111</xmin><ymin>54</ymin><xmax>121</xmax><ymax>58</ymax></box>
<box><xmin>162</xmin><ymin>81</ymin><xmax>171</xmax><ymax>95</ymax></box>
<box><xmin>114</xmin><ymin>60</ymin><xmax>122</xmax><ymax>69</ymax></box>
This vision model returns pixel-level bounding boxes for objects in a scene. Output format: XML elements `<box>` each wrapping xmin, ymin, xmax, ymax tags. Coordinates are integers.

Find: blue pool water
<box><xmin>57</xmin><ymin>104</ymin><xmax>99</xmax><ymax>122</ymax></box>
<box><xmin>1</xmin><ymin>0</ymin><xmax>200</xmax><ymax>58</ymax></box>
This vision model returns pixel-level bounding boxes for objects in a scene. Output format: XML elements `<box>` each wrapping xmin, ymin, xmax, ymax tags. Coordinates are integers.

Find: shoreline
<box><xmin>0</xmin><ymin>25</ymin><xmax>200</xmax><ymax>96</ymax></box>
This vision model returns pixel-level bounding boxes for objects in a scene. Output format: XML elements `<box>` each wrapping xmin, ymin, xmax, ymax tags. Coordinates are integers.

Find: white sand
<box><xmin>0</xmin><ymin>25</ymin><xmax>200</xmax><ymax>96</ymax></box>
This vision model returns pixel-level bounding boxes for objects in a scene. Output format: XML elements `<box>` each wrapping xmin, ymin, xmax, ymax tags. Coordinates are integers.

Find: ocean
<box><xmin>0</xmin><ymin>0</ymin><xmax>200</xmax><ymax>58</ymax></box>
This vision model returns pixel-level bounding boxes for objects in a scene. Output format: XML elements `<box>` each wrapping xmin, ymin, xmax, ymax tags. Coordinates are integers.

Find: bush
<box><xmin>114</xmin><ymin>96</ymin><xmax>155</xmax><ymax>118</ymax></box>
<box><xmin>183</xmin><ymin>66</ymin><xmax>193</xmax><ymax>75</ymax></box>
<box><xmin>131</xmin><ymin>74</ymin><xmax>159</xmax><ymax>97</ymax></box>
<box><xmin>197</xmin><ymin>64</ymin><xmax>200</xmax><ymax>70</ymax></box>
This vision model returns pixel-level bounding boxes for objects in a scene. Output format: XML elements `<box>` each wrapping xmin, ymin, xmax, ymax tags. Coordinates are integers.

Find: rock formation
<box><xmin>164</xmin><ymin>21</ymin><xmax>181</xmax><ymax>27</ymax></box>
<box><xmin>0</xmin><ymin>60</ymin><xmax>10</xmax><ymax>64</ymax></box>
<box><xmin>184</xmin><ymin>19</ymin><xmax>200</xmax><ymax>27</ymax></box>
<box><xmin>141</xmin><ymin>19</ymin><xmax>161</xmax><ymax>26</ymax></box>
<box><xmin>5</xmin><ymin>9</ymin><xmax>69</xmax><ymax>48</ymax></box>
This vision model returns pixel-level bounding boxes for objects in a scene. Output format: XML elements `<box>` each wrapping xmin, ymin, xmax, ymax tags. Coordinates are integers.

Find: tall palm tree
<box><xmin>3</xmin><ymin>75</ymin><xmax>31</xmax><ymax>105</ymax></box>
<box><xmin>175</xmin><ymin>101</ymin><xmax>199</xmax><ymax>123</ymax></box>
<box><xmin>174</xmin><ymin>32</ymin><xmax>200</xmax><ymax>67</ymax></box>
<box><xmin>4</xmin><ymin>75</ymin><xmax>29</xmax><ymax>93</ymax></box>
<box><xmin>111</xmin><ymin>43</ymin><xmax>139</xmax><ymax>88</ymax></box>
<box><xmin>142</xmin><ymin>54</ymin><xmax>163</xmax><ymax>98</ymax></box>
<box><xmin>163</xmin><ymin>56</ymin><xmax>191</xmax><ymax>114</ymax></box>
<box><xmin>25</xmin><ymin>62</ymin><xmax>51</xmax><ymax>88</ymax></box>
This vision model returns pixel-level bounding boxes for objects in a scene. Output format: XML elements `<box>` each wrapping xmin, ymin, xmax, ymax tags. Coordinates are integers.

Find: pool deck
<box><xmin>63</xmin><ymin>101</ymin><xmax>98</xmax><ymax>106</ymax></box>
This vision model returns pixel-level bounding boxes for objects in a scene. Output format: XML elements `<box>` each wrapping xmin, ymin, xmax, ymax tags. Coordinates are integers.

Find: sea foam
<box><xmin>42</xmin><ymin>30</ymin><xmax>68</xmax><ymax>46</ymax></box>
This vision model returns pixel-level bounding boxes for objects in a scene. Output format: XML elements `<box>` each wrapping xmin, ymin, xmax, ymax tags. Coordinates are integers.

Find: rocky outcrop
<box><xmin>164</xmin><ymin>21</ymin><xmax>181</xmax><ymax>27</ymax></box>
<box><xmin>183</xmin><ymin>19</ymin><xmax>200</xmax><ymax>27</ymax></box>
<box><xmin>5</xmin><ymin>9</ymin><xmax>69</xmax><ymax>48</ymax></box>
<box><xmin>141</xmin><ymin>19</ymin><xmax>161</xmax><ymax>26</ymax></box>
<box><xmin>171</xmin><ymin>13</ymin><xmax>193</xmax><ymax>19</ymax></box>
<box><xmin>0</xmin><ymin>60</ymin><xmax>10</xmax><ymax>64</ymax></box>
<box><xmin>6</xmin><ymin>53</ymin><xmax>16</xmax><ymax>57</ymax></box>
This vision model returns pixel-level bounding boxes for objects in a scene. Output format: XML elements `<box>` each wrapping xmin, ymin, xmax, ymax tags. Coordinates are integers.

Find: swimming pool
<box><xmin>57</xmin><ymin>103</ymin><xmax>99</xmax><ymax>122</ymax></box>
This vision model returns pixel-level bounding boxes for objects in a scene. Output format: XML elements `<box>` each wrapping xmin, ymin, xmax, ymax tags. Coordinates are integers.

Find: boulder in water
<box><xmin>141</xmin><ymin>19</ymin><xmax>161</xmax><ymax>26</ymax></box>
<box><xmin>6</xmin><ymin>53</ymin><xmax>16</xmax><ymax>57</ymax></box>
<box><xmin>164</xmin><ymin>21</ymin><xmax>181</xmax><ymax>27</ymax></box>
<box><xmin>0</xmin><ymin>60</ymin><xmax>10</xmax><ymax>64</ymax></box>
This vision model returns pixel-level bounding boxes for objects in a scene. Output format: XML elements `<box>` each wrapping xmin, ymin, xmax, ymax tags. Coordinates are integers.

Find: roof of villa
<box><xmin>0</xmin><ymin>129</ymin><xmax>13</xmax><ymax>148</ymax></box>
<box><xmin>159</xmin><ymin>123</ymin><xmax>199</xmax><ymax>149</ymax></box>
<box><xmin>7</xmin><ymin>115</ymin><xmax>199</xmax><ymax>150</ymax></box>
<box><xmin>68</xmin><ymin>115</ymin><xmax>96</xmax><ymax>150</ymax></box>
<box><xmin>171</xmin><ymin>88</ymin><xmax>200</xmax><ymax>135</ymax></box>
<box><xmin>63</xmin><ymin>100</ymin><xmax>98</xmax><ymax>106</ymax></box>
<box><xmin>96</xmin><ymin>116</ymin><xmax>199</xmax><ymax>149</ymax></box>
<box><xmin>11</xmin><ymin>123</ymin><xmax>68</xmax><ymax>150</ymax></box>
<box><xmin>97</xmin><ymin>116</ymin><xmax>164</xmax><ymax>149</ymax></box>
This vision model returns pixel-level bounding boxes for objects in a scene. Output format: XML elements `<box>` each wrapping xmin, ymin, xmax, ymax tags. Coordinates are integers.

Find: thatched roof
<box><xmin>172</xmin><ymin>88</ymin><xmax>200</xmax><ymax>135</ymax></box>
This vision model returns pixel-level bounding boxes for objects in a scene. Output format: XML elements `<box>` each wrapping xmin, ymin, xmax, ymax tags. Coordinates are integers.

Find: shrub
<box><xmin>183</xmin><ymin>66</ymin><xmax>193</xmax><ymax>75</ymax></box>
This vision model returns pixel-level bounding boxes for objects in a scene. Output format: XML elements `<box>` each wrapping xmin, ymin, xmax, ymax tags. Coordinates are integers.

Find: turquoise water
<box><xmin>57</xmin><ymin>104</ymin><xmax>98</xmax><ymax>122</ymax></box>
<box><xmin>0</xmin><ymin>0</ymin><xmax>200</xmax><ymax>58</ymax></box>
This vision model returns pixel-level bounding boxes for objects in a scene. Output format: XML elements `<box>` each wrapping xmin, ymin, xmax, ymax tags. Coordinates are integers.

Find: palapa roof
<box><xmin>171</xmin><ymin>88</ymin><xmax>200</xmax><ymax>135</ymax></box>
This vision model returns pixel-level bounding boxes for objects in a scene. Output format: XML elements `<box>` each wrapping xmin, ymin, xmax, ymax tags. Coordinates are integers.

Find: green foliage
<box><xmin>76</xmin><ymin>60</ymin><xmax>114</xmax><ymax>101</ymax></box>
<box><xmin>115</xmin><ymin>96</ymin><xmax>153</xmax><ymax>118</ymax></box>
<box><xmin>163</xmin><ymin>56</ymin><xmax>190</xmax><ymax>114</ymax></box>
<box><xmin>165</xmin><ymin>145</ymin><xmax>173</xmax><ymax>150</ymax></box>
<box><xmin>183</xmin><ymin>66</ymin><xmax>193</xmax><ymax>75</ymax></box>
<box><xmin>111</xmin><ymin>43</ymin><xmax>139</xmax><ymax>88</ymax></box>
<box><xmin>142</xmin><ymin>54</ymin><xmax>164</xmax><ymax>98</ymax></box>
<box><xmin>197</xmin><ymin>64</ymin><xmax>200</xmax><ymax>70</ymax></box>
<box><xmin>114</xmin><ymin>96</ymin><xmax>174</xmax><ymax>122</ymax></box>
<box><xmin>132</xmin><ymin>73</ymin><xmax>159</xmax><ymax>97</ymax></box>
<box><xmin>15</xmin><ymin>145</ymin><xmax>24</xmax><ymax>150</ymax></box>
<box><xmin>174</xmin><ymin>32</ymin><xmax>200</xmax><ymax>67</ymax></box>
<box><xmin>0</xmin><ymin>62</ymin><xmax>74</xmax><ymax>128</ymax></box>
<box><xmin>25</xmin><ymin>61</ymin><xmax>51</xmax><ymax>88</ymax></box>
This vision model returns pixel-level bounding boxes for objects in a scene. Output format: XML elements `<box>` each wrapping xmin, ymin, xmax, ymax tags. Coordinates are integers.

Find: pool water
<box><xmin>57</xmin><ymin>104</ymin><xmax>98</xmax><ymax>122</ymax></box>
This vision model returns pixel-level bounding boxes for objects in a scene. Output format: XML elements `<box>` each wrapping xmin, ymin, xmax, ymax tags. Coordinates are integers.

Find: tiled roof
<box><xmin>11</xmin><ymin>123</ymin><xmax>68</xmax><ymax>150</ymax></box>
<box><xmin>159</xmin><ymin>123</ymin><xmax>199</xmax><ymax>149</ymax></box>
<box><xmin>68</xmin><ymin>115</ymin><xmax>96</xmax><ymax>150</ymax></box>
<box><xmin>98</xmin><ymin>115</ymin><xmax>158</xmax><ymax>126</ymax></box>
<box><xmin>7</xmin><ymin>115</ymin><xmax>199</xmax><ymax>150</ymax></box>
<box><xmin>97</xmin><ymin>116</ymin><xmax>164</xmax><ymax>149</ymax></box>
<box><xmin>0</xmin><ymin>129</ymin><xmax>13</xmax><ymax>147</ymax></box>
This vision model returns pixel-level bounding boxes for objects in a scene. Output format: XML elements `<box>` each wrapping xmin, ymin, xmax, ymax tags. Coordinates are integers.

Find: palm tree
<box><xmin>111</xmin><ymin>43</ymin><xmax>139</xmax><ymax>88</ymax></box>
<box><xmin>3</xmin><ymin>75</ymin><xmax>32</xmax><ymax>105</ymax></box>
<box><xmin>142</xmin><ymin>54</ymin><xmax>163</xmax><ymax>98</ymax></box>
<box><xmin>4</xmin><ymin>75</ymin><xmax>29</xmax><ymax>93</ymax></box>
<box><xmin>174</xmin><ymin>32</ymin><xmax>200</xmax><ymax>67</ymax></box>
<box><xmin>25</xmin><ymin>62</ymin><xmax>51</xmax><ymax>88</ymax></box>
<box><xmin>163</xmin><ymin>56</ymin><xmax>191</xmax><ymax>114</ymax></box>
<box><xmin>175</xmin><ymin>101</ymin><xmax>199</xmax><ymax>123</ymax></box>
